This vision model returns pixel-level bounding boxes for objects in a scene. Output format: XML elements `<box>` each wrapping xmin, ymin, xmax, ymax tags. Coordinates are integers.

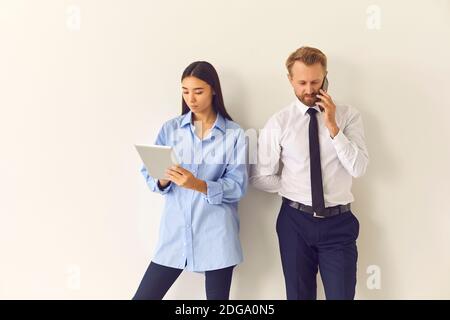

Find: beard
<box><xmin>298</xmin><ymin>92</ymin><xmax>319</xmax><ymax>107</ymax></box>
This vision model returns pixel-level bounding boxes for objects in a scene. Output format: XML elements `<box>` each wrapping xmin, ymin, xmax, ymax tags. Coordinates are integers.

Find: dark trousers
<box><xmin>132</xmin><ymin>261</ymin><xmax>235</xmax><ymax>300</ymax></box>
<box><xmin>276</xmin><ymin>201</ymin><xmax>359</xmax><ymax>300</ymax></box>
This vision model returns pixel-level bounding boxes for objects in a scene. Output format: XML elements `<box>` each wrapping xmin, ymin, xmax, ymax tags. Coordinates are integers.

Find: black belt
<box><xmin>282</xmin><ymin>197</ymin><xmax>351</xmax><ymax>218</ymax></box>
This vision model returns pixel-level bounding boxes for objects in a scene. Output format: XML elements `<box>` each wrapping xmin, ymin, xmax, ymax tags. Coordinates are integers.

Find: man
<box><xmin>250</xmin><ymin>47</ymin><xmax>369</xmax><ymax>300</ymax></box>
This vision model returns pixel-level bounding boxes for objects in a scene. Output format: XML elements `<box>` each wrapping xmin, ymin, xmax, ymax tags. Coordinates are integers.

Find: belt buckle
<box><xmin>313</xmin><ymin>211</ymin><xmax>325</xmax><ymax>219</ymax></box>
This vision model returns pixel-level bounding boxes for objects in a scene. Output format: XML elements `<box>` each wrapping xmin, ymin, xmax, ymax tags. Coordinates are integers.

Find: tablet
<box><xmin>135</xmin><ymin>144</ymin><xmax>180</xmax><ymax>180</ymax></box>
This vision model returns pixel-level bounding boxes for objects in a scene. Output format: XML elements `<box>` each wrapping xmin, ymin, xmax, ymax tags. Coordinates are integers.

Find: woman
<box><xmin>133</xmin><ymin>61</ymin><xmax>248</xmax><ymax>300</ymax></box>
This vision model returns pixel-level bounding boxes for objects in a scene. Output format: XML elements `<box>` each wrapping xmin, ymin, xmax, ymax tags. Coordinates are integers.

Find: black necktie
<box><xmin>306</xmin><ymin>108</ymin><xmax>326</xmax><ymax>213</ymax></box>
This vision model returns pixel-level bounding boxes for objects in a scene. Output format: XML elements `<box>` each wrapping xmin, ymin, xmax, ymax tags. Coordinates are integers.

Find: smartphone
<box><xmin>317</xmin><ymin>76</ymin><xmax>328</xmax><ymax>112</ymax></box>
<box><xmin>321</xmin><ymin>76</ymin><xmax>329</xmax><ymax>92</ymax></box>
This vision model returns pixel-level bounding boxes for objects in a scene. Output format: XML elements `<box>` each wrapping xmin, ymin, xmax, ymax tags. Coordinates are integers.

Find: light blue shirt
<box><xmin>141</xmin><ymin>111</ymin><xmax>248</xmax><ymax>272</ymax></box>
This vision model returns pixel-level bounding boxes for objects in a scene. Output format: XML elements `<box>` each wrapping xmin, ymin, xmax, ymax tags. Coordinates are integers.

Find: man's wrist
<box><xmin>193</xmin><ymin>178</ymin><xmax>208</xmax><ymax>195</ymax></box>
<box><xmin>329</xmin><ymin>125</ymin><xmax>340</xmax><ymax>139</ymax></box>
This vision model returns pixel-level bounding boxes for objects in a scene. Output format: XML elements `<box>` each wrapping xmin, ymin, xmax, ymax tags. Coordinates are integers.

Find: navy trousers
<box><xmin>276</xmin><ymin>201</ymin><xmax>359</xmax><ymax>300</ymax></box>
<box><xmin>132</xmin><ymin>261</ymin><xmax>235</xmax><ymax>300</ymax></box>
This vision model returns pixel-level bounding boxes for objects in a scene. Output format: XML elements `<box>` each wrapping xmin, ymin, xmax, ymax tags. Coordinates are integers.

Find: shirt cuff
<box><xmin>149</xmin><ymin>177</ymin><xmax>172</xmax><ymax>195</ymax></box>
<box><xmin>153</xmin><ymin>178</ymin><xmax>172</xmax><ymax>195</ymax></box>
<box><xmin>331</xmin><ymin>129</ymin><xmax>350</xmax><ymax>152</ymax></box>
<box><xmin>203</xmin><ymin>180</ymin><xmax>223</xmax><ymax>205</ymax></box>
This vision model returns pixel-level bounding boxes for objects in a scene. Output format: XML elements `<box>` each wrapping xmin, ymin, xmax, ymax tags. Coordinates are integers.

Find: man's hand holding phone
<box><xmin>315</xmin><ymin>88</ymin><xmax>340</xmax><ymax>139</ymax></box>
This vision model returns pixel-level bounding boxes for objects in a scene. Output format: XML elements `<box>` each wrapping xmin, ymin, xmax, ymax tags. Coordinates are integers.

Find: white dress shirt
<box><xmin>250</xmin><ymin>98</ymin><xmax>369</xmax><ymax>207</ymax></box>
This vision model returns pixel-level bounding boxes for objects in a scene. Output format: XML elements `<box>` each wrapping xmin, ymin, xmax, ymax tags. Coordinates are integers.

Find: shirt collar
<box><xmin>180</xmin><ymin>111</ymin><xmax>192</xmax><ymax>128</ymax></box>
<box><xmin>180</xmin><ymin>110</ymin><xmax>226</xmax><ymax>133</ymax></box>
<box><xmin>295</xmin><ymin>97</ymin><xmax>321</xmax><ymax>115</ymax></box>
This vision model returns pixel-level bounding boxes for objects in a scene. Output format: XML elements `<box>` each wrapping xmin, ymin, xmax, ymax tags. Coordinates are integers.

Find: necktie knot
<box><xmin>307</xmin><ymin>108</ymin><xmax>318</xmax><ymax>116</ymax></box>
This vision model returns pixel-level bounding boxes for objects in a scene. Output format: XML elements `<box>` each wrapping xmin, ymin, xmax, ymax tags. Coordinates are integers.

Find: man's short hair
<box><xmin>286</xmin><ymin>46</ymin><xmax>327</xmax><ymax>75</ymax></box>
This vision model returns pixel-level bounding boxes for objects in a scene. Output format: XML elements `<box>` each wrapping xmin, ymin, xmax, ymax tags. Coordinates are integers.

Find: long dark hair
<box><xmin>181</xmin><ymin>61</ymin><xmax>233</xmax><ymax>121</ymax></box>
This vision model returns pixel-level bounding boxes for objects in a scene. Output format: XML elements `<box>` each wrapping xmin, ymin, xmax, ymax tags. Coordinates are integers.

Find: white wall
<box><xmin>1</xmin><ymin>0</ymin><xmax>450</xmax><ymax>299</ymax></box>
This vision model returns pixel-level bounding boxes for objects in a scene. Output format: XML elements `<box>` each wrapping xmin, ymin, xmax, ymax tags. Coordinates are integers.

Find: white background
<box><xmin>1</xmin><ymin>0</ymin><xmax>449</xmax><ymax>299</ymax></box>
